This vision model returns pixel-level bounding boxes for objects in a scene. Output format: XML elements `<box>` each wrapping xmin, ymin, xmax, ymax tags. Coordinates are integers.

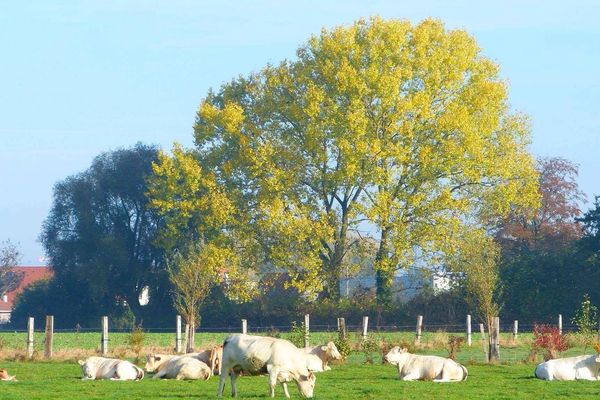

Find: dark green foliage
<box><xmin>16</xmin><ymin>143</ymin><xmax>175</xmax><ymax>328</ymax></box>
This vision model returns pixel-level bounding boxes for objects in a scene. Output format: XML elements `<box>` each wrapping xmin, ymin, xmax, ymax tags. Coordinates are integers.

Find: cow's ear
<box><xmin>308</xmin><ymin>372</ymin><xmax>315</xmax><ymax>381</ymax></box>
<box><xmin>321</xmin><ymin>345</ymin><xmax>328</xmax><ymax>351</ymax></box>
<box><xmin>155</xmin><ymin>356</ymin><xmax>161</xmax><ymax>362</ymax></box>
<box><xmin>78</xmin><ymin>360</ymin><xmax>85</xmax><ymax>366</ymax></box>
<box><xmin>401</xmin><ymin>347</ymin><xmax>408</xmax><ymax>353</ymax></box>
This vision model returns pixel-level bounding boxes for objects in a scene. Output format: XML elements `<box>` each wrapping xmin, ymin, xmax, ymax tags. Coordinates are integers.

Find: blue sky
<box><xmin>1</xmin><ymin>1</ymin><xmax>599</xmax><ymax>264</ymax></box>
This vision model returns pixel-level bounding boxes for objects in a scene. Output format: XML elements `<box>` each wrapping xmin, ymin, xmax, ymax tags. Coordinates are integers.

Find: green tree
<box><xmin>152</xmin><ymin>17</ymin><xmax>539</xmax><ymax>305</ymax></box>
<box><xmin>40</xmin><ymin>143</ymin><xmax>172</xmax><ymax>327</ymax></box>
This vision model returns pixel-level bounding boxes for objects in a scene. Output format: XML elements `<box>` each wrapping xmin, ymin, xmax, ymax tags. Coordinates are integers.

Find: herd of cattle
<box><xmin>5</xmin><ymin>333</ymin><xmax>597</xmax><ymax>397</ymax></box>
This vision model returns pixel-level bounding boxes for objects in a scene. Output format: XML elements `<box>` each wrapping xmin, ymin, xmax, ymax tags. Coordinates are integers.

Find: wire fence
<box><xmin>0</xmin><ymin>312</ymin><xmax>591</xmax><ymax>365</ymax></box>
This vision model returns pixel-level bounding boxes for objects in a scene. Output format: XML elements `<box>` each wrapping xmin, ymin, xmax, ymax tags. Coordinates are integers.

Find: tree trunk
<box><xmin>375</xmin><ymin>228</ymin><xmax>393</xmax><ymax>305</ymax></box>
<box><xmin>186</xmin><ymin>315</ymin><xmax>196</xmax><ymax>353</ymax></box>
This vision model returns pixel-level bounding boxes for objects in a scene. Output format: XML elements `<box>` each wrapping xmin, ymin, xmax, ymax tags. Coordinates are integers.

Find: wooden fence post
<box><xmin>44</xmin><ymin>315</ymin><xmax>54</xmax><ymax>359</ymax></box>
<box><xmin>558</xmin><ymin>314</ymin><xmax>563</xmax><ymax>335</ymax></box>
<box><xmin>101</xmin><ymin>316</ymin><xmax>109</xmax><ymax>356</ymax></box>
<box><xmin>304</xmin><ymin>314</ymin><xmax>310</xmax><ymax>348</ymax></box>
<box><xmin>26</xmin><ymin>317</ymin><xmax>34</xmax><ymax>359</ymax></box>
<box><xmin>480</xmin><ymin>323</ymin><xmax>488</xmax><ymax>362</ymax></box>
<box><xmin>513</xmin><ymin>320</ymin><xmax>518</xmax><ymax>341</ymax></box>
<box><xmin>415</xmin><ymin>315</ymin><xmax>423</xmax><ymax>344</ymax></box>
<box><xmin>466</xmin><ymin>315</ymin><xmax>472</xmax><ymax>347</ymax></box>
<box><xmin>241</xmin><ymin>319</ymin><xmax>247</xmax><ymax>334</ymax></box>
<box><xmin>338</xmin><ymin>317</ymin><xmax>347</xmax><ymax>340</ymax></box>
<box><xmin>362</xmin><ymin>316</ymin><xmax>369</xmax><ymax>341</ymax></box>
<box><xmin>489</xmin><ymin>317</ymin><xmax>500</xmax><ymax>362</ymax></box>
<box><xmin>175</xmin><ymin>315</ymin><xmax>182</xmax><ymax>353</ymax></box>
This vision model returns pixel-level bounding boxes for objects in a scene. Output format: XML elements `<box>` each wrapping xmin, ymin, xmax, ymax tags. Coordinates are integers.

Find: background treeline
<box><xmin>9</xmin><ymin>147</ymin><xmax>599</xmax><ymax>328</ymax></box>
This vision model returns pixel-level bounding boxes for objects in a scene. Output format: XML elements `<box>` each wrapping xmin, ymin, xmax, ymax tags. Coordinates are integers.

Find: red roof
<box><xmin>0</xmin><ymin>266</ymin><xmax>52</xmax><ymax>312</ymax></box>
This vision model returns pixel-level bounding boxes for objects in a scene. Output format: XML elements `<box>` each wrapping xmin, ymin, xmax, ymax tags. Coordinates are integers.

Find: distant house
<box><xmin>0</xmin><ymin>266</ymin><xmax>52</xmax><ymax>323</ymax></box>
<box><xmin>339</xmin><ymin>267</ymin><xmax>452</xmax><ymax>302</ymax></box>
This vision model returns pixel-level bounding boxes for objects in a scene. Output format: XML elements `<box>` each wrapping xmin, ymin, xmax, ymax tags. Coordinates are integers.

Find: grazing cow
<box><xmin>0</xmin><ymin>368</ymin><xmax>16</xmax><ymax>381</ymax></box>
<box><xmin>78</xmin><ymin>357</ymin><xmax>144</xmax><ymax>381</ymax></box>
<box><xmin>384</xmin><ymin>347</ymin><xmax>468</xmax><ymax>382</ymax></box>
<box><xmin>304</xmin><ymin>342</ymin><xmax>342</xmax><ymax>372</ymax></box>
<box><xmin>218</xmin><ymin>334</ymin><xmax>316</xmax><ymax>398</ymax></box>
<box><xmin>534</xmin><ymin>354</ymin><xmax>600</xmax><ymax>381</ymax></box>
<box><xmin>145</xmin><ymin>354</ymin><xmax>211</xmax><ymax>380</ymax></box>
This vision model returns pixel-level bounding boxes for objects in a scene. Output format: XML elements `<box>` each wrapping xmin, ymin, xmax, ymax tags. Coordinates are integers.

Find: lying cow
<box><xmin>384</xmin><ymin>347</ymin><xmax>468</xmax><ymax>382</ymax></box>
<box><xmin>218</xmin><ymin>334</ymin><xmax>316</xmax><ymax>398</ymax></box>
<box><xmin>535</xmin><ymin>354</ymin><xmax>600</xmax><ymax>381</ymax></box>
<box><xmin>0</xmin><ymin>368</ymin><xmax>16</xmax><ymax>381</ymax></box>
<box><xmin>145</xmin><ymin>354</ymin><xmax>211</xmax><ymax>380</ymax></box>
<box><xmin>78</xmin><ymin>356</ymin><xmax>144</xmax><ymax>381</ymax></box>
<box><xmin>304</xmin><ymin>342</ymin><xmax>342</xmax><ymax>372</ymax></box>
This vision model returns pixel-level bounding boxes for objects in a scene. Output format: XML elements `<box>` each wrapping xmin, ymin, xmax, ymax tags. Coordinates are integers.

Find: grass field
<box><xmin>0</xmin><ymin>332</ymin><xmax>598</xmax><ymax>399</ymax></box>
<box><xmin>0</xmin><ymin>332</ymin><xmax>600</xmax><ymax>400</ymax></box>
<box><xmin>0</xmin><ymin>354</ymin><xmax>599</xmax><ymax>399</ymax></box>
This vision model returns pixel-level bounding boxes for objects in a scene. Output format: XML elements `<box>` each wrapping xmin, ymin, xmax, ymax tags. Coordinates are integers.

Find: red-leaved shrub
<box><xmin>533</xmin><ymin>324</ymin><xmax>570</xmax><ymax>361</ymax></box>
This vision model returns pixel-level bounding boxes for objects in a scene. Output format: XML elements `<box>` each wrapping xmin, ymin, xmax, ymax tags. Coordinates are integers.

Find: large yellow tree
<box><xmin>176</xmin><ymin>17</ymin><xmax>539</xmax><ymax>303</ymax></box>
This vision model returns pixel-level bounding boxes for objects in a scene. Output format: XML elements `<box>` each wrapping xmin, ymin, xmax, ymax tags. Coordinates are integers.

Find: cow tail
<box><xmin>461</xmin><ymin>365</ymin><xmax>468</xmax><ymax>381</ymax></box>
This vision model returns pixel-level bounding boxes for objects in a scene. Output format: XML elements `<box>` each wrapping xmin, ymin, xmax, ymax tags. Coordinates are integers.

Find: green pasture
<box><xmin>0</xmin><ymin>352</ymin><xmax>599</xmax><ymax>399</ymax></box>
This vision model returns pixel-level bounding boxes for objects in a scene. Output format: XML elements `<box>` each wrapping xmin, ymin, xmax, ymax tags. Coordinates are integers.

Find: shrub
<box><xmin>571</xmin><ymin>294</ymin><xmax>598</xmax><ymax>351</ymax></box>
<box><xmin>128</xmin><ymin>325</ymin><xmax>146</xmax><ymax>363</ymax></box>
<box><xmin>360</xmin><ymin>335</ymin><xmax>379</xmax><ymax>364</ymax></box>
<box><xmin>447</xmin><ymin>335</ymin><xmax>465</xmax><ymax>360</ymax></box>
<box><xmin>288</xmin><ymin>321</ymin><xmax>306</xmax><ymax>348</ymax></box>
<box><xmin>533</xmin><ymin>324</ymin><xmax>570</xmax><ymax>361</ymax></box>
<box><xmin>334</xmin><ymin>336</ymin><xmax>351</xmax><ymax>361</ymax></box>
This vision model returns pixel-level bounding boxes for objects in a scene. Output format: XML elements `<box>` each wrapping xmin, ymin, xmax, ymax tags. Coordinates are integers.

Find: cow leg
<box><xmin>230</xmin><ymin>371</ymin><xmax>238</xmax><ymax>397</ymax></box>
<box><xmin>268</xmin><ymin>366</ymin><xmax>279</xmax><ymax>397</ymax></box>
<box><xmin>401</xmin><ymin>372</ymin><xmax>420</xmax><ymax>381</ymax></box>
<box><xmin>217</xmin><ymin>370</ymin><xmax>227</xmax><ymax>397</ymax></box>
<box><xmin>153</xmin><ymin>369</ymin><xmax>167</xmax><ymax>379</ymax></box>
<box><xmin>281</xmin><ymin>381</ymin><xmax>290</xmax><ymax>398</ymax></box>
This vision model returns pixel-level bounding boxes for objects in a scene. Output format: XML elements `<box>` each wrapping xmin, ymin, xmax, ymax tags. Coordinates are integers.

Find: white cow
<box><xmin>384</xmin><ymin>347</ymin><xmax>468</xmax><ymax>382</ymax></box>
<box><xmin>191</xmin><ymin>346</ymin><xmax>223</xmax><ymax>376</ymax></box>
<box><xmin>145</xmin><ymin>354</ymin><xmax>211</xmax><ymax>380</ymax></box>
<box><xmin>304</xmin><ymin>342</ymin><xmax>342</xmax><ymax>372</ymax></box>
<box><xmin>78</xmin><ymin>356</ymin><xmax>144</xmax><ymax>381</ymax></box>
<box><xmin>534</xmin><ymin>354</ymin><xmax>600</xmax><ymax>381</ymax></box>
<box><xmin>218</xmin><ymin>334</ymin><xmax>316</xmax><ymax>398</ymax></box>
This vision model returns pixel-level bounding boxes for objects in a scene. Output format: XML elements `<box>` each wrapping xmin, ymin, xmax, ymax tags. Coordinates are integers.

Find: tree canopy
<box><xmin>187</xmin><ymin>17</ymin><xmax>539</xmax><ymax>303</ymax></box>
<box><xmin>36</xmin><ymin>143</ymin><xmax>172</xmax><ymax>327</ymax></box>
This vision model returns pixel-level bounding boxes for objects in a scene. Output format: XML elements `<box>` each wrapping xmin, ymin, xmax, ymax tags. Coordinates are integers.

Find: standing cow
<box><xmin>384</xmin><ymin>347</ymin><xmax>468</xmax><ymax>382</ymax></box>
<box><xmin>535</xmin><ymin>354</ymin><xmax>600</xmax><ymax>380</ymax></box>
<box><xmin>218</xmin><ymin>334</ymin><xmax>316</xmax><ymax>398</ymax></box>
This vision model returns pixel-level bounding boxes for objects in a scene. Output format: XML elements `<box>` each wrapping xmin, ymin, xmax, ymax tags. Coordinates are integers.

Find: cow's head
<box><xmin>321</xmin><ymin>342</ymin><xmax>342</xmax><ymax>360</ymax></box>
<box><xmin>383</xmin><ymin>346</ymin><xmax>410</xmax><ymax>366</ymax></box>
<box><xmin>144</xmin><ymin>354</ymin><xmax>162</xmax><ymax>373</ymax></box>
<box><xmin>295</xmin><ymin>371</ymin><xmax>316</xmax><ymax>398</ymax></box>
<box><xmin>78</xmin><ymin>359</ymin><xmax>95</xmax><ymax>379</ymax></box>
